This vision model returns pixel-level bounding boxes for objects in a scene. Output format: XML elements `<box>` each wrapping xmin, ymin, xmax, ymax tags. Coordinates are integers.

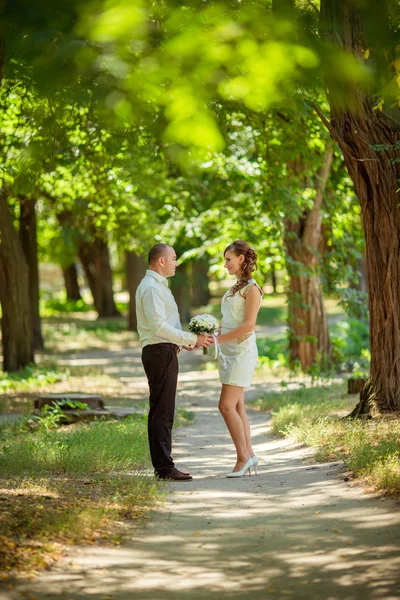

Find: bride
<box><xmin>213</xmin><ymin>240</ymin><xmax>263</xmax><ymax>478</ymax></box>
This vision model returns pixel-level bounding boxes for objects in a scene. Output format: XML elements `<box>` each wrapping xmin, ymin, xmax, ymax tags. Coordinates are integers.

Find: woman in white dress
<box><xmin>214</xmin><ymin>240</ymin><xmax>263</xmax><ymax>478</ymax></box>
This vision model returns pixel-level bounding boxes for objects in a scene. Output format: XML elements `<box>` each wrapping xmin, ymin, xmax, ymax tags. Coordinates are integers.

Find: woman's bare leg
<box><xmin>236</xmin><ymin>391</ymin><xmax>254</xmax><ymax>458</ymax></box>
<box><xmin>218</xmin><ymin>384</ymin><xmax>250</xmax><ymax>471</ymax></box>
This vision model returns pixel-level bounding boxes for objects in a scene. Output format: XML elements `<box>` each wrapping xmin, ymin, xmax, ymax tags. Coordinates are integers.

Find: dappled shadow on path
<box><xmin>5</xmin><ymin>397</ymin><xmax>400</xmax><ymax>600</ymax></box>
<box><xmin>2</xmin><ymin>345</ymin><xmax>399</xmax><ymax>600</ymax></box>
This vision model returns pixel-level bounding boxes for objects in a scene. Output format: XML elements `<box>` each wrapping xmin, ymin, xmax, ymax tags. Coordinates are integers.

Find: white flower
<box><xmin>188</xmin><ymin>313</ymin><xmax>219</xmax><ymax>334</ymax></box>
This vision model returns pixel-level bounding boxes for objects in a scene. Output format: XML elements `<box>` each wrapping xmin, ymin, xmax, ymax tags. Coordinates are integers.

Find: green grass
<box><xmin>174</xmin><ymin>407</ymin><xmax>195</xmax><ymax>427</ymax></box>
<box><xmin>0</xmin><ymin>415</ymin><xmax>164</xmax><ymax>577</ymax></box>
<box><xmin>0</xmin><ymin>415</ymin><xmax>151</xmax><ymax>476</ymax></box>
<box><xmin>253</xmin><ymin>383</ymin><xmax>400</xmax><ymax>496</ymax></box>
<box><xmin>40</xmin><ymin>291</ymin><xmax>129</xmax><ymax>318</ymax></box>
<box><xmin>40</xmin><ymin>294</ymin><xmax>92</xmax><ymax>316</ymax></box>
<box><xmin>0</xmin><ymin>365</ymin><xmax>69</xmax><ymax>393</ymax></box>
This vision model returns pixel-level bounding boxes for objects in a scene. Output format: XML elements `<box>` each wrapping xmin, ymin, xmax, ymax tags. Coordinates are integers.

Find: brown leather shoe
<box><xmin>158</xmin><ymin>468</ymin><xmax>193</xmax><ymax>481</ymax></box>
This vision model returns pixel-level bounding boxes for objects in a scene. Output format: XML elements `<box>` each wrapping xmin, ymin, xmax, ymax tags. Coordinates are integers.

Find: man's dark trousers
<box><xmin>141</xmin><ymin>342</ymin><xmax>179</xmax><ymax>477</ymax></box>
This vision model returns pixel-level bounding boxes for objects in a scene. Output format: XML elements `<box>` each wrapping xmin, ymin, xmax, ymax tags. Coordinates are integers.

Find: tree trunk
<box><xmin>126</xmin><ymin>251</ymin><xmax>146</xmax><ymax>331</ymax></box>
<box><xmin>0</xmin><ymin>193</ymin><xmax>34</xmax><ymax>371</ymax></box>
<box><xmin>286</xmin><ymin>271</ymin><xmax>331</xmax><ymax>370</ymax></box>
<box><xmin>19</xmin><ymin>197</ymin><xmax>44</xmax><ymax>350</ymax></box>
<box><xmin>192</xmin><ymin>258</ymin><xmax>210</xmax><ymax>307</ymax></box>
<box><xmin>320</xmin><ymin>0</ymin><xmax>400</xmax><ymax>414</ymax></box>
<box><xmin>170</xmin><ymin>262</ymin><xmax>191</xmax><ymax>324</ymax></box>
<box><xmin>79</xmin><ymin>238</ymin><xmax>121</xmax><ymax>318</ymax></box>
<box><xmin>62</xmin><ymin>263</ymin><xmax>83</xmax><ymax>301</ymax></box>
<box><xmin>284</xmin><ymin>144</ymin><xmax>334</xmax><ymax>370</ymax></box>
<box><xmin>348</xmin><ymin>378</ymin><xmax>366</xmax><ymax>395</ymax></box>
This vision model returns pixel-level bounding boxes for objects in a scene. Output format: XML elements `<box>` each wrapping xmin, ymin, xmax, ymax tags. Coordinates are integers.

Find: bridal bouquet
<box><xmin>188</xmin><ymin>314</ymin><xmax>219</xmax><ymax>355</ymax></box>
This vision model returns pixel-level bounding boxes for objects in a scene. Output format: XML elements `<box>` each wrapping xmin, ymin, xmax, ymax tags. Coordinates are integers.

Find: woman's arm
<box><xmin>217</xmin><ymin>285</ymin><xmax>262</xmax><ymax>344</ymax></box>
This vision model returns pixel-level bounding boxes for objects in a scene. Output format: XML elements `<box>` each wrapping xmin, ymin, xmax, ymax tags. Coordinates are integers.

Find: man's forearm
<box><xmin>154</xmin><ymin>322</ymin><xmax>197</xmax><ymax>347</ymax></box>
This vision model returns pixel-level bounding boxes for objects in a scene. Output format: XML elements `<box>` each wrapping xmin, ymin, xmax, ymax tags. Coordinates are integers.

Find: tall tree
<box><xmin>0</xmin><ymin>65</ymin><xmax>37</xmax><ymax>370</ymax></box>
<box><xmin>319</xmin><ymin>0</ymin><xmax>400</xmax><ymax>414</ymax></box>
<box><xmin>0</xmin><ymin>194</ymin><xmax>34</xmax><ymax>371</ymax></box>
<box><xmin>19</xmin><ymin>196</ymin><xmax>44</xmax><ymax>350</ymax></box>
<box><xmin>62</xmin><ymin>264</ymin><xmax>83</xmax><ymax>302</ymax></box>
<box><xmin>78</xmin><ymin>235</ymin><xmax>120</xmax><ymax>318</ymax></box>
<box><xmin>284</xmin><ymin>143</ymin><xmax>334</xmax><ymax>370</ymax></box>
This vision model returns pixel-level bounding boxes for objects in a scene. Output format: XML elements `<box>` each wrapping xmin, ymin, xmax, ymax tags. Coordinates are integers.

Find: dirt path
<box><xmin>2</xmin><ymin>350</ymin><xmax>400</xmax><ymax>600</ymax></box>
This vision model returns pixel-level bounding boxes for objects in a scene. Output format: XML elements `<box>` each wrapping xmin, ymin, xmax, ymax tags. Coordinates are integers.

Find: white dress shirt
<box><xmin>135</xmin><ymin>270</ymin><xmax>197</xmax><ymax>348</ymax></box>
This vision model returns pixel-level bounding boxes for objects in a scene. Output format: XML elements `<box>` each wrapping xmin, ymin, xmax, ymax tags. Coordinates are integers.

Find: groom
<box><xmin>136</xmin><ymin>243</ymin><xmax>213</xmax><ymax>481</ymax></box>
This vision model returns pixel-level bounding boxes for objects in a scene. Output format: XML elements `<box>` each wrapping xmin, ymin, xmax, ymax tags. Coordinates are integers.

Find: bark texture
<box><xmin>0</xmin><ymin>193</ymin><xmax>34</xmax><ymax>371</ymax></box>
<box><xmin>348</xmin><ymin>378</ymin><xmax>367</xmax><ymax>394</ymax></box>
<box><xmin>126</xmin><ymin>251</ymin><xmax>146</xmax><ymax>331</ymax></box>
<box><xmin>79</xmin><ymin>237</ymin><xmax>120</xmax><ymax>318</ymax></box>
<box><xmin>320</xmin><ymin>0</ymin><xmax>400</xmax><ymax>414</ymax></box>
<box><xmin>62</xmin><ymin>263</ymin><xmax>83</xmax><ymax>301</ymax></box>
<box><xmin>19</xmin><ymin>197</ymin><xmax>44</xmax><ymax>350</ymax></box>
<box><xmin>284</xmin><ymin>144</ymin><xmax>334</xmax><ymax>370</ymax></box>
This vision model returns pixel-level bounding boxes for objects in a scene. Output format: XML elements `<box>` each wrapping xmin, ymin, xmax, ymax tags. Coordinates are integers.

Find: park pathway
<box><xmin>2</xmin><ymin>349</ymin><xmax>400</xmax><ymax>600</ymax></box>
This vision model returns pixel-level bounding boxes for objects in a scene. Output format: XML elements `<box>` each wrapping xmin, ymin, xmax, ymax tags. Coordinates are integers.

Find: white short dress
<box><xmin>218</xmin><ymin>279</ymin><xmax>263</xmax><ymax>388</ymax></box>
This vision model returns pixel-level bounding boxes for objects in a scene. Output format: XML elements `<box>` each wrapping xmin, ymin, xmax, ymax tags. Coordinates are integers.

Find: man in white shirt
<box><xmin>136</xmin><ymin>243</ymin><xmax>213</xmax><ymax>481</ymax></box>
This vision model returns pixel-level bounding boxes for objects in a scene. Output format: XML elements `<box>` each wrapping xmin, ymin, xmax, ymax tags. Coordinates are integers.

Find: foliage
<box><xmin>330</xmin><ymin>318</ymin><xmax>370</xmax><ymax>375</ymax></box>
<box><xmin>330</xmin><ymin>287</ymin><xmax>370</xmax><ymax>374</ymax></box>
<box><xmin>25</xmin><ymin>400</ymin><xmax>90</xmax><ymax>431</ymax></box>
<box><xmin>0</xmin><ymin>0</ymin><xmax>364</xmax><ymax>265</ymax></box>
<box><xmin>0</xmin><ymin>414</ymin><xmax>151</xmax><ymax>475</ymax></box>
<box><xmin>257</xmin><ymin>334</ymin><xmax>289</xmax><ymax>370</ymax></box>
<box><xmin>174</xmin><ymin>407</ymin><xmax>195</xmax><ymax>428</ymax></box>
<box><xmin>338</xmin><ymin>287</ymin><xmax>369</xmax><ymax>320</ymax></box>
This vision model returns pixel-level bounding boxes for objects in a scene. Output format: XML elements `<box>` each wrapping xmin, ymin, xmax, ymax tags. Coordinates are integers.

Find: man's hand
<box><xmin>196</xmin><ymin>333</ymin><xmax>214</xmax><ymax>347</ymax></box>
<box><xmin>182</xmin><ymin>345</ymin><xmax>194</xmax><ymax>351</ymax></box>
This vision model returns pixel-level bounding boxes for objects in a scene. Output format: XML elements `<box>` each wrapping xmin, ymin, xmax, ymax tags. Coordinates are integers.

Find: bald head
<box><xmin>148</xmin><ymin>243</ymin><xmax>172</xmax><ymax>265</ymax></box>
<box><xmin>148</xmin><ymin>244</ymin><xmax>177</xmax><ymax>278</ymax></box>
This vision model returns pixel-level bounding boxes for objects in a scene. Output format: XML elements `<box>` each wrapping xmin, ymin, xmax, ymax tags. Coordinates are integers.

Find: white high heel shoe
<box><xmin>225</xmin><ymin>457</ymin><xmax>253</xmax><ymax>478</ymax></box>
<box><xmin>251</xmin><ymin>455</ymin><xmax>260</xmax><ymax>475</ymax></box>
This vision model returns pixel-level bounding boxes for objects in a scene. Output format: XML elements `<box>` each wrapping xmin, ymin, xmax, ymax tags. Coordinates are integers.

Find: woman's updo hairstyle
<box><xmin>224</xmin><ymin>240</ymin><xmax>258</xmax><ymax>298</ymax></box>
